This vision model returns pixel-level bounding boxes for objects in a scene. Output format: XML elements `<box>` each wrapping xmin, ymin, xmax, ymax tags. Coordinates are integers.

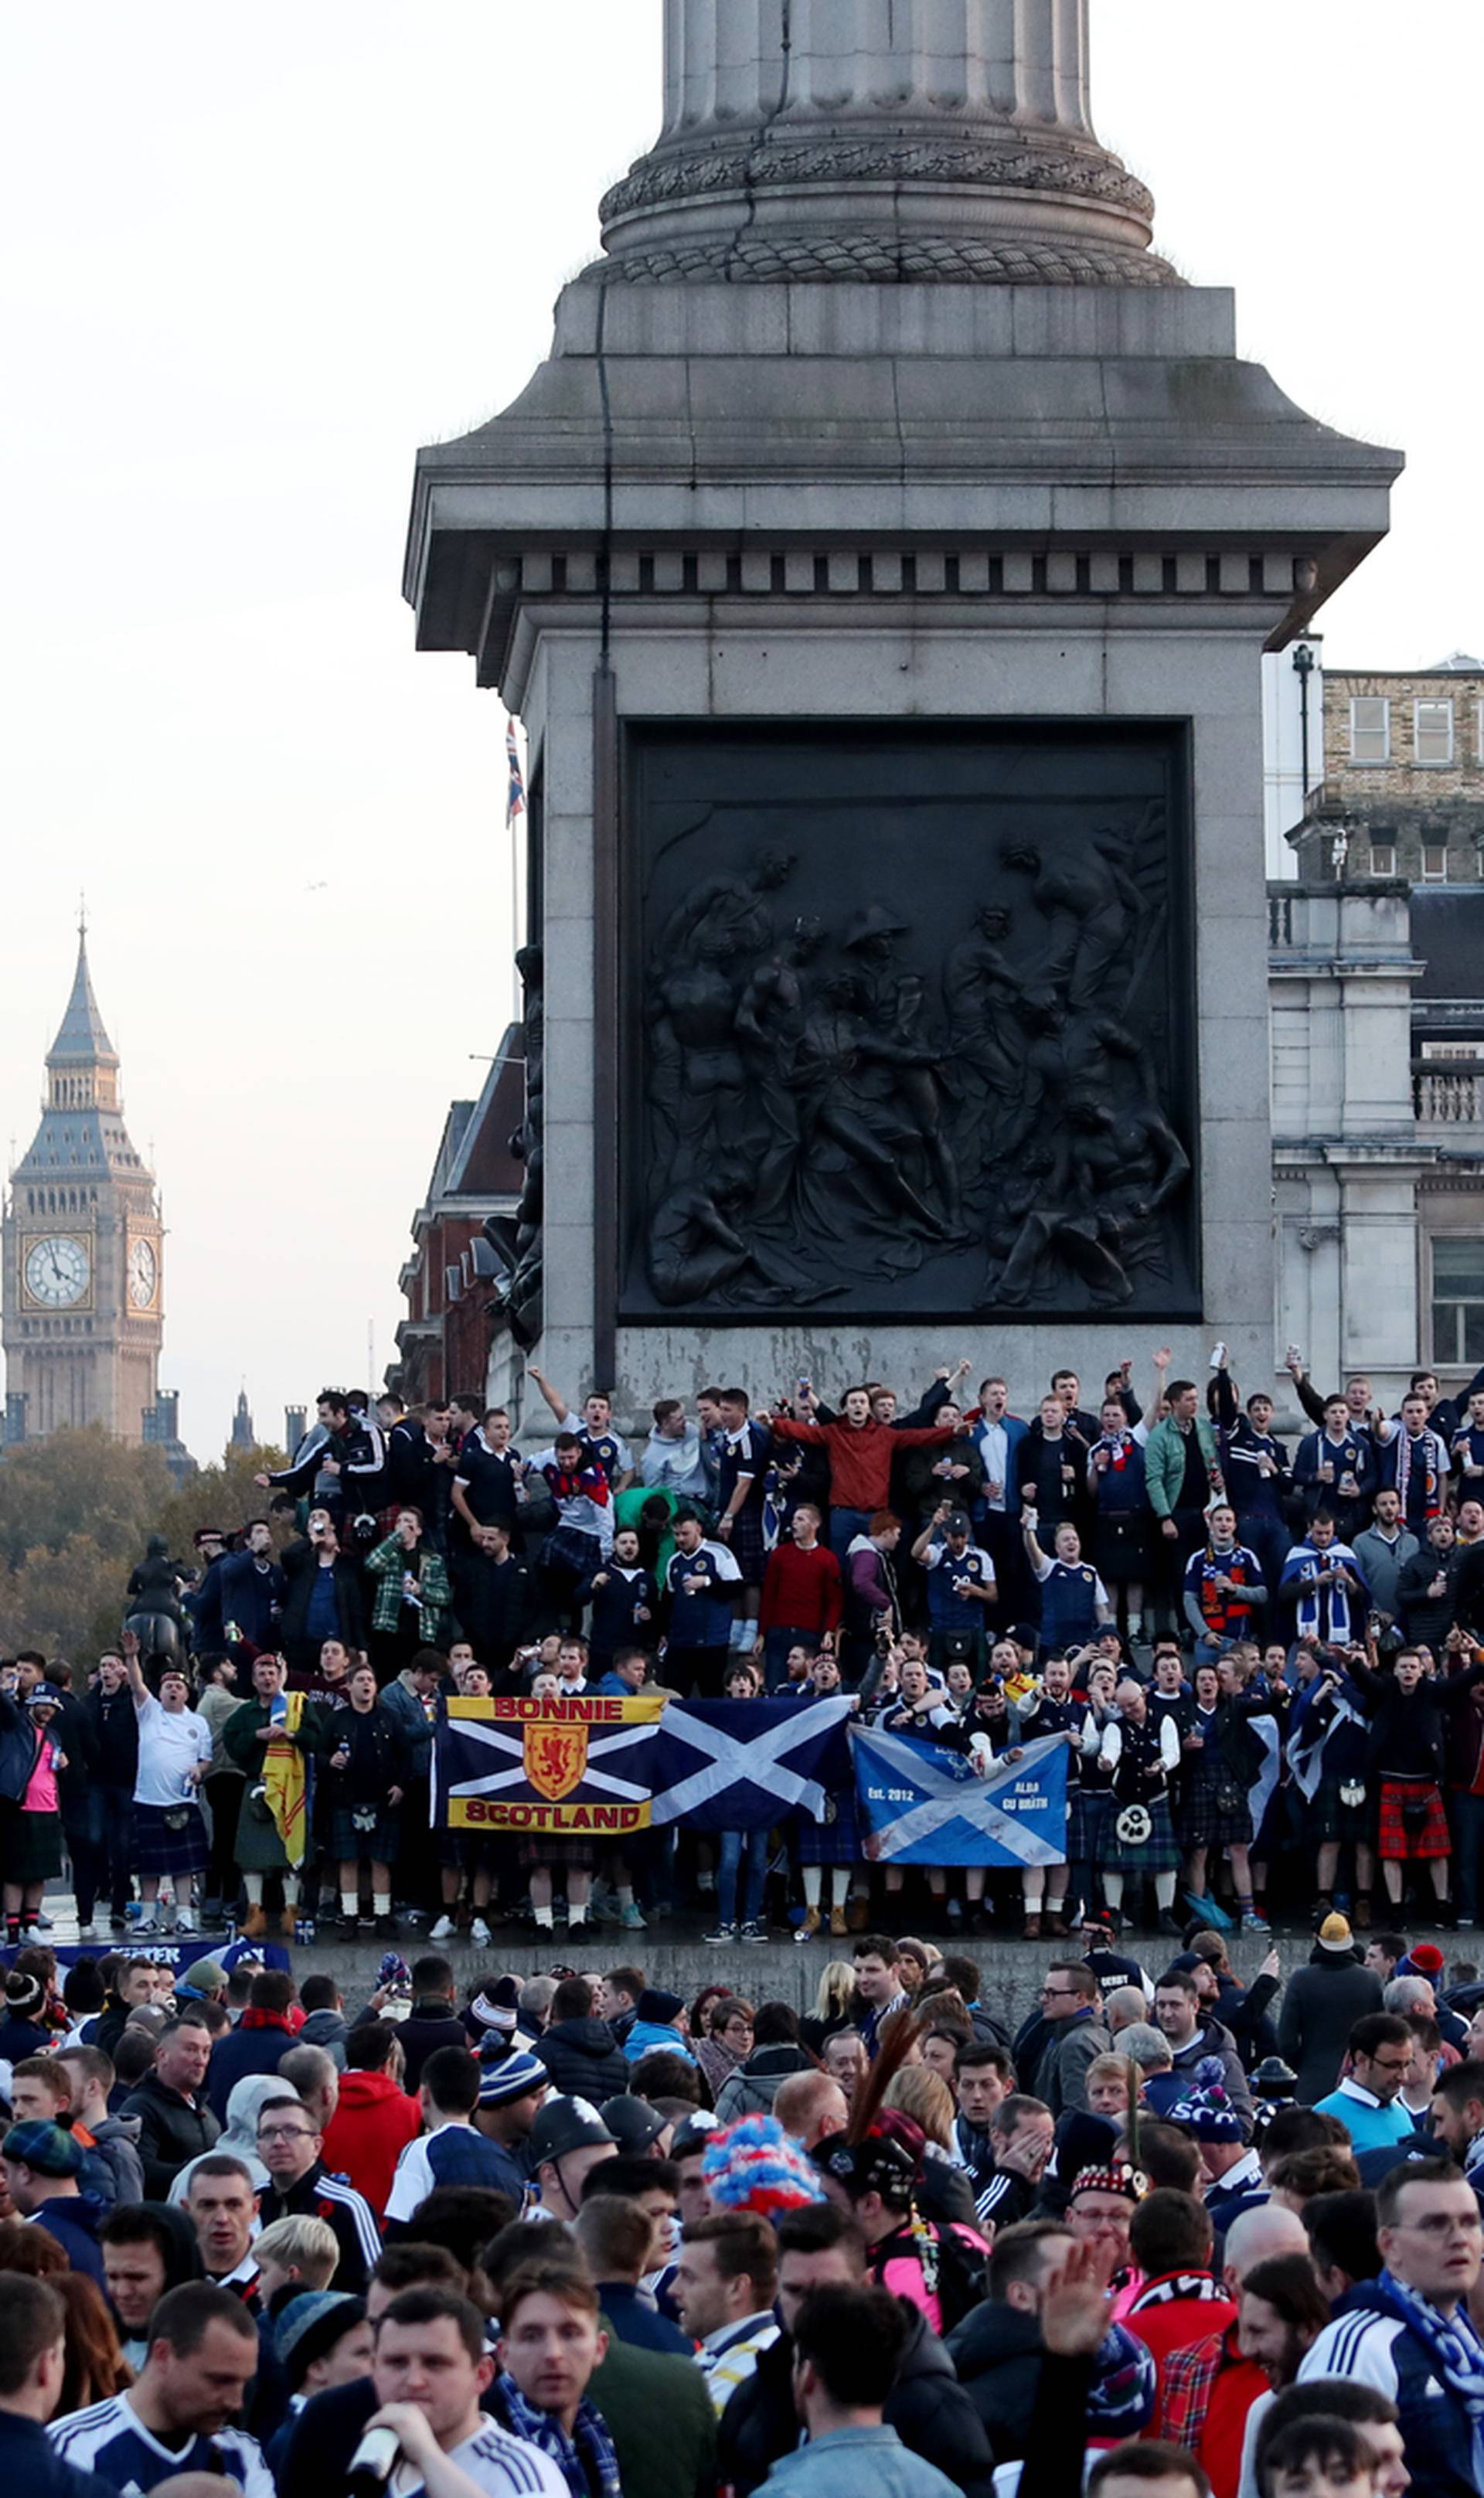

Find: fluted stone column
<box><xmin>597</xmin><ymin>0</ymin><xmax>1170</xmax><ymax>283</ymax></box>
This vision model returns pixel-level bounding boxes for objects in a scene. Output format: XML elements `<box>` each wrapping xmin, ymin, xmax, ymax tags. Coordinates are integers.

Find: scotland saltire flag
<box><xmin>648</xmin><ymin>1697</ymin><xmax>853</xmax><ymax>1833</ymax></box>
<box><xmin>505</xmin><ymin>719</ymin><xmax>526</xmax><ymax>829</ymax></box>
<box><xmin>853</xmin><ymin>1727</ymin><xmax>1069</xmax><ymax>1867</ymax></box>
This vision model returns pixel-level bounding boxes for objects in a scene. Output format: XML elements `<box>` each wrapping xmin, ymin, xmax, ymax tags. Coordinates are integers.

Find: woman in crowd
<box><xmin>694</xmin><ymin>1996</ymin><xmax>756</xmax><ymax>2102</ymax></box>
<box><xmin>1</xmin><ymin>1679</ymin><xmax>67</xmax><ymax>1948</ymax></box>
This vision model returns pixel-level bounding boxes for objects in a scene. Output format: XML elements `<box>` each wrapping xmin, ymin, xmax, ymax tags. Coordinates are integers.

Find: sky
<box><xmin>2</xmin><ymin>2</ymin><xmax>1476</xmax><ymax>1458</ymax></box>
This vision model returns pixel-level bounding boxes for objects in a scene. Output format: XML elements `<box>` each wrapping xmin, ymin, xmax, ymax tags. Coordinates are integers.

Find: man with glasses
<box><xmin>1023</xmin><ymin>1963</ymin><xmax>1111</xmax><ymax>2116</ymax></box>
<box><xmin>254</xmin><ymin>2094</ymin><xmax>379</xmax><ymax>2294</ymax></box>
<box><xmin>1312</xmin><ymin>2014</ymin><xmax>1416</xmax><ymax>2154</ymax></box>
<box><xmin>1299</xmin><ymin>2155</ymin><xmax>1484</xmax><ymax>2498</ymax></box>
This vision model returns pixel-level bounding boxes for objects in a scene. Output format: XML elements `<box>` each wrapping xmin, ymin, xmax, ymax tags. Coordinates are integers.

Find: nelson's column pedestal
<box><xmin>404</xmin><ymin>2</ymin><xmax>1400</xmax><ymax>1407</ymax></box>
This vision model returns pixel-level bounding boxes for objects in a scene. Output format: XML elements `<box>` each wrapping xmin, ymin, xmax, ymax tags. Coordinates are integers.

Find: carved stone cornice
<box><xmin>599</xmin><ymin>132</ymin><xmax>1156</xmax><ymax>230</ymax></box>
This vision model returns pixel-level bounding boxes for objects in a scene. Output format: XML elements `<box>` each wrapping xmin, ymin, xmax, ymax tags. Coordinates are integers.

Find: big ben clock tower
<box><xmin>2</xmin><ymin>928</ymin><xmax>164</xmax><ymax>1443</ymax></box>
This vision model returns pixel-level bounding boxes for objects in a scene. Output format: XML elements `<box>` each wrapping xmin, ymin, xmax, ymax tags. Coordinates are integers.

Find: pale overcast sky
<box><xmin>2</xmin><ymin>2</ymin><xmax>1474</xmax><ymax>1455</ymax></box>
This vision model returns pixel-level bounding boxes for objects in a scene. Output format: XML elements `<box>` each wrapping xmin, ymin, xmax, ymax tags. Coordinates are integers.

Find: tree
<box><xmin>0</xmin><ymin>1430</ymin><xmax>172</xmax><ymax>1573</ymax></box>
<box><xmin>0</xmin><ymin>1534</ymin><xmax>128</xmax><ymax>1662</ymax></box>
<box><xmin>155</xmin><ymin>1445</ymin><xmax>288</xmax><ymax>1560</ymax></box>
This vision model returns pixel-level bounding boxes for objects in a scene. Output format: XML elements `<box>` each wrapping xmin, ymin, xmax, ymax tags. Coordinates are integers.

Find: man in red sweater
<box><xmin>771</xmin><ymin>1387</ymin><xmax>962</xmax><ymax>1564</ymax></box>
<box><xmin>320</xmin><ymin>2020</ymin><xmax>419</xmax><ymax>2221</ymax></box>
<box><xmin>756</xmin><ymin>1503</ymin><xmax>842</xmax><ymax>1690</ymax></box>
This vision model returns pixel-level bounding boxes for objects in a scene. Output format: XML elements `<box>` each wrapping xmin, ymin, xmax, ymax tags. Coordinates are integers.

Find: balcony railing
<box><xmin>1415</xmin><ymin>1067</ymin><xmax>1484</xmax><ymax>1124</ymax></box>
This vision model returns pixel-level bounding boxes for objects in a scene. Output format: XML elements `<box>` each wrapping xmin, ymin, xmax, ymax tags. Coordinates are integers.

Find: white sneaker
<box><xmin>429</xmin><ymin>1914</ymin><xmax>456</xmax><ymax>1943</ymax></box>
<box><xmin>470</xmin><ymin>1918</ymin><xmax>492</xmax><ymax>1946</ymax></box>
<box><xmin>175</xmin><ymin>1910</ymin><xmax>196</xmax><ymax>1935</ymax></box>
<box><xmin>77</xmin><ymin>1922</ymin><xmax>98</xmax><ymax>1942</ymax></box>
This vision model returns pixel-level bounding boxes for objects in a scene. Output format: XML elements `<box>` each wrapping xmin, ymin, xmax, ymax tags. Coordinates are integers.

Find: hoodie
<box><xmin>639</xmin><ymin>1427</ymin><xmax>708</xmax><ymax>1502</ymax></box>
<box><xmin>947</xmin><ymin>2300</ymin><xmax>1156</xmax><ymax>2462</ymax></box>
<box><xmin>321</xmin><ymin>2067</ymin><xmax>421</xmax><ymax>2218</ymax></box>
<box><xmin>713</xmin><ymin>2042</ymin><xmax>815</xmax><ymax>2124</ymax></box>
<box><xmin>298</xmin><ymin>2006</ymin><xmax>350</xmax><ymax>2070</ymax></box>
<box><xmin>622</xmin><ymin>2017</ymin><xmax>696</xmax><ymax>2069</ymax></box>
<box><xmin>73</xmin><ymin>2112</ymin><xmax>145</xmax><ymax>2207</ymax></box>
<box><xmin>1166</xmin><ymin>2013</ymin><xmax>1254</xmax><ymax>2129</ymax></box>
<box><xmin>533</xmin><ymin>2016</ymin><xmax>630</xmax><ymax>2102</ymax></box>
<box><xmin>31</xmin><ymin>2190</ymin><xmax>109</xmax><ymax>2286</ymax></box>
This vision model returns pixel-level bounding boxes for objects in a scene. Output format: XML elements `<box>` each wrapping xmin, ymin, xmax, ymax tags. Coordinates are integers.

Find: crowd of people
<box><xmin>19</xmin><ymin>1346</ymin><xmax>1484</xmax><ymax>1954</ymax></box>
<box><xmin>0</xmin><ymin>1910</ymin><xmax>1478</xmax><ymax>2498</ymax></box>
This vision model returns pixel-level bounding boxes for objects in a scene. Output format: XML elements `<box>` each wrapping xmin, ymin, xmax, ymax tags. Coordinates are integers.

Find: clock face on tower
<box><xmin>24</xmin><ymin>1236</ymin><xmax>90</xmax><ymax>1309</ymax></box>
<box><xmin>128</xmin><ymin>1238</ymin><xmax>158</xmax><ymax>1309</ymax></box>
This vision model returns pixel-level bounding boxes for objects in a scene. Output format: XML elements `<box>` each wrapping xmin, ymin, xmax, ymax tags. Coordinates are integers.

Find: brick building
<box><xmin>1319</xmin><ymin>654</ymin><xmax>1484</xmax><ymax>882</ymax></box>
<box><xmin>393</xmin><ymin>1033</ymin><xmax>524</xmax><ymax>1412</ymax></box>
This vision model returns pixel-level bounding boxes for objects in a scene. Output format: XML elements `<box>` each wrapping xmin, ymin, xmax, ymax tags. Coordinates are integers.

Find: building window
<box><xmin>1422</xmin><ymin>842</ymin><xmax>1449</xmax><ymax>881</ymax></box>
<box><xmin>1433</xmin><ymin>1238</ymin><xmax>1484</xmax><ymax>1365</ymax></box>
<box><xmin>1369</xmin><ymin>836</ymin><xmax>1397</xmax><ymax>876</ymax></box>
<box><xmin>1350</xmin><ymin>696</ymin><xmax>1389</xmax><ymax>761</ymax></box>
<box><xmin>1415</xmin><ymin>699</ymin><xmax>1455</xmax><ymax>764</ymax></box>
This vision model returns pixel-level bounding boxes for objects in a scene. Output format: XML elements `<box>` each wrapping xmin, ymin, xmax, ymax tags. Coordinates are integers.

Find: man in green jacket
<box><xmin>1143</xmin><ymin>1380</ymin><xmax>1224</xmax><ymax>1636</ymax></box>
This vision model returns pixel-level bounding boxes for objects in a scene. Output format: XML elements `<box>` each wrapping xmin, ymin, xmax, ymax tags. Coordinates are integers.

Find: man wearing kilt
<box><xmin>322</xmin><ymin>1662</ymin><xmax>410</xmax><ymax>1938</ymax></box>
<box><xmin>1067</xmin><ymin>1659</ymin><xmax>1120</xmax><ymax>1929</ymax></box>
<box><xmin>1178</xmin><ymin>1658</ymin><xmax>1281</xmax><ymax>1934</ymax></box>
<box><xmin>1095</xmin><ymin>1676</ymin><xmax>1185</xmax><ymax>1938</ymax></box>
<box><xmin>1339</xmin><ymin>1634</ymin><xmax>1484</xmax><ymax>1924</ymax></box>
<box><xmin>121</xmin><ymin>1632</ymin><xmax>212</xmax><ymax>1936</ymax></box>
<box><xmin>710</xmin><ymin>1390</ymin><xmax>774</xmax><ymax>1659</ymax></box>
<box><xmin>1286</xmin><ymin>1646</ymin><xmax>1377</xmax><ymax>1925</ymax></box>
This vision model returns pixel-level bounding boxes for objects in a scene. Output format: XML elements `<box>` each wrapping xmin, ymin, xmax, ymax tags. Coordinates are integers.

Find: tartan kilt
<box><xmin>132</xmin><ymin>1800</ymin><xmax>209</xmax><ymax>1878</ymax></box>
<box><xmin>4</xmin><ymin>1807</ymin><xmax>61</xmax><ymax>1887</ymax></box>
<box><xmin>542</xmin><ymin>1525</ymin><xmax>603</xmax><ymax>1579</ymax></box>
<box><xmin>792</xmin><ymin>1789</ymin><xmax>859</xmax><ymax>1867</ymax></box>
<box><xmin>729</xmin><ymin>1509</ymin><xmax>768</xmax><ymax>1587</ymax></box>
<box><xmin>1378</xmin><ymin>1778</ymin><xmax>1452</xmax><ymax>1861</ymax></box>
<box><xmin>1179</xmin><ymin>1761</ymin><xmax>1254</xmax><ymax>1852</ymax></box>
<box><xmin>1106</xmin><ymin>1792</ymin><xmax>1181</xmax><ymax>1872</ymax></box>
<box><xmin>1067</xmin><ymin>1784</ymin><xmax>1113</xmax><ymax>1863</ymax></box>
<box><xmin>516</xmin><ymin>1833</ymin><xmax>594</xmax><ymax>1871</ymax></box>
<box><xmin>329</xmin><ymin>1805</ymin><xmax>401</xmax><ymax>1864</ymax></box>
<box><xmin>1312</xmin><ymin>1771</ymin><xmax>1376</xmax><ymax>1846</ymax></box>
<box><xmin>1094</xmin><ymin>1512</ymin><xmax>1150</xmax><ymax>1583</ymax></box>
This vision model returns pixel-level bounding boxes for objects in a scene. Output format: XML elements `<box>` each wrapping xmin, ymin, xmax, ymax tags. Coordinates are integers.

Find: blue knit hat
<box><xmin>1166</xmin><ymin>2069</ymin><xmax>1244</xmax><ymax>2143</ymax></box>
<box><xmin>478</xmin><ymin>2049</ymin><xmax>548</xmax><ymax>2109</ymax></box>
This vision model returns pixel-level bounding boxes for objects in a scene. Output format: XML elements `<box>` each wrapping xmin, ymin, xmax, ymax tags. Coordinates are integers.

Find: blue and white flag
<box><xmin>853</xmin><ymin>1727</ymin><xmax>1068</xmax><ymax>1868</ymax></box>
<box><xmin>648</xmin><ymin>1697</ymin><xmax>853</xmax><ymax>1833</ymax></box>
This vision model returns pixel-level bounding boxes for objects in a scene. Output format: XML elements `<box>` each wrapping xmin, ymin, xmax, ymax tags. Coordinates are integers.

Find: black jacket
<box><xmin>720</xmin><ymin>2302</ymin><xmax>996</xmax><ymax>2498</ymax></box>
<box><xmin>454</xmin><ymin>1551</ymin><xmax>539</xmax><ymax>1667</ymax></box>
<box><xmin>83</xmin><ymin>1683</ymin><xmax>138</xmax><ymax>1790</ymax></box>
<box><xmin>120</xmin><ymin>2071</ymin><xmax>221</xmax><ymax>2197</ymax></box>
<box><xmin>396</xmin><ymin>2000</ymin><xmax>470</xmax><ymax>2095</ymax></box>
<box><xmin>1276</xmin><ymin>1948</ymin><xmax>1384</xmax><ymax>2105</ymax></box>
<box><xmin>277</xmin><ymin>1540</ymin><xmax>367</xmax><ymax>1661</ymax></box>
<box><xmin>257</xmin><ymin>2160</ymin><xmax>377</xmax><ymax>2294</ymax></box>
<box><xmin>0</xmin><ymin>2404</ymin><xmax>119</xmax><ymax>2498</ymax></box>
<box><xmin>945</xmin><ymin>2300</ymin><xmax>1047</xmax><ymax>2457</ymax></box>
<box><xmin>1396</xmin><ymin>1548</ymin><xmax>1466</xmax><ymax>1654</ymax></box>
<box><xmin>534</xmin><ymin>2016</ymin><xmax>630</xmax><ymax>2102</ymax></box>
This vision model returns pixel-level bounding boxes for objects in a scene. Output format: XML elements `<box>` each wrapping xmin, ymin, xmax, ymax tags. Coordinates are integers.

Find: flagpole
<box><xmin>505</xmin><ymin>717</ymin><xmax>527</xmax><ymax>1028</ymax></box>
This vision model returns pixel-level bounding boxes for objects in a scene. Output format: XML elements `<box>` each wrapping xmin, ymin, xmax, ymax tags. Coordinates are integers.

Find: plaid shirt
<box><xmin>366</xmin><ymin>1533</ymin><xmax>452</xmax><ymax>1644</ymax></box>
<box><xmin>1156</xmin><ymin>2322</ymin><xmax>1234</xmax><ymax>2449</ymax></box>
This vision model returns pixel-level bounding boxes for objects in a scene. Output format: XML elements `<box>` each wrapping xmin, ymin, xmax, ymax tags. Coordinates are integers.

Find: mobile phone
<box><xmin>796</xmin><ymin>1377</ymin><xmax>812</xmax><ymax>1400</ymax></box>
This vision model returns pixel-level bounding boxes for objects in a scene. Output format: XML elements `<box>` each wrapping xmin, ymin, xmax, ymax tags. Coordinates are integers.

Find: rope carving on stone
<box><xmin>584</xmin><ymin>233</ymin><xmax>1179</xmax><ymax>288</ymax></box>
<box><xmin>599</xmin><ymin>134</ymin><xmax>1156</xmax><ymax>228</ymax></box>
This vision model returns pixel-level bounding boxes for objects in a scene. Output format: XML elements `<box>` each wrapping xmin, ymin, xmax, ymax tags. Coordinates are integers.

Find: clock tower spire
<box><xmin>3</xmin><ymin>931</ymin><xmax>164</xmax><ymax>1444</ymax></box>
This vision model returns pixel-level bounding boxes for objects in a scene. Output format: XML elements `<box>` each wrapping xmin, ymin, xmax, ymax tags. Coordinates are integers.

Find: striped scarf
<box><xmin>1378</xmin><ymin>2265</ymin><xmax>1484</xmax><ymax>2479</ymax></box>
<box><xmin>1396</xmin><ymin>1427</ymin><xmax>1444</xmax><ymax>1523</ymax></box>
<box><xmin>492</xmin><ymin>2373</ymin><xmax>622</xmax><ymax>2498</ymax></box>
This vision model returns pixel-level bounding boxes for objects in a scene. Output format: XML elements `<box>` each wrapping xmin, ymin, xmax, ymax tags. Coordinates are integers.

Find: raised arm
<box><xmin>526</xmin><ymin>1364</ymin><xmax>569</xmax><ymax>1425</ymax></box>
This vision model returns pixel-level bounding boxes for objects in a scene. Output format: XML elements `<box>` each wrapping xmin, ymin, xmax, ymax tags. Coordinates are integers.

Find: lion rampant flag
<box><xmin>435</xmin><ymin>1695</ymin><xmax>666</xmax><ymax>1835</ymax></box>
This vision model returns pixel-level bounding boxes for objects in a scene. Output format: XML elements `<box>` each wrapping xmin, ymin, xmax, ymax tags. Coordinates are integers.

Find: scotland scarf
<box><xmin>1378</xmin><ymin>2265</ymin><xmax>1484</xmax><ymax>2479</ymax></box>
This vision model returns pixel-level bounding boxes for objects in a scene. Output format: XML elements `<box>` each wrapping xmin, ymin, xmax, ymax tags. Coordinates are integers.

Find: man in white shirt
<box><xmin>365</xmin><ymin>2286</ymin><xmax>567</xmax><ymax>2498</ymax></box>
<box><xmin>121</xmin><ymin>1637</ymin><xmax>212</xmax><ymax>1937</ymax></box>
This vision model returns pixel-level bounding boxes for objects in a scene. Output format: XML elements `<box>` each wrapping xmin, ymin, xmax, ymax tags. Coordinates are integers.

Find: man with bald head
<box><xmin>1152</xmin><ymin>2203</ymin><xmax>1309</xmax><ymax>2493</ymax></box>
<box><xmin>771</xmin><ymin>2071</ymin><xmax>848</xmax><ymax>2153</ymax></box>
<box><xmin>1103</xmin><ymin>1986</ymin><xmax>1151</xmax><ymax>2039</ymax></box>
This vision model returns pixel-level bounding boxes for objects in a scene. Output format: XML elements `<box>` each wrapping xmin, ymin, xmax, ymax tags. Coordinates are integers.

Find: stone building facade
<box><xmin>1272</xmin><ymin>656</ymin><xmax>1484</xmax><ymax>1397</ymax></box>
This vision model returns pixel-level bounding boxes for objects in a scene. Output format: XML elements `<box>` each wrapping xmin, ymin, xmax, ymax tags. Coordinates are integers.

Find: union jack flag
<box><xmin>505</xmin><ymin>718</ymin><xmax>526</xmax><ymax>829</ymax></box>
